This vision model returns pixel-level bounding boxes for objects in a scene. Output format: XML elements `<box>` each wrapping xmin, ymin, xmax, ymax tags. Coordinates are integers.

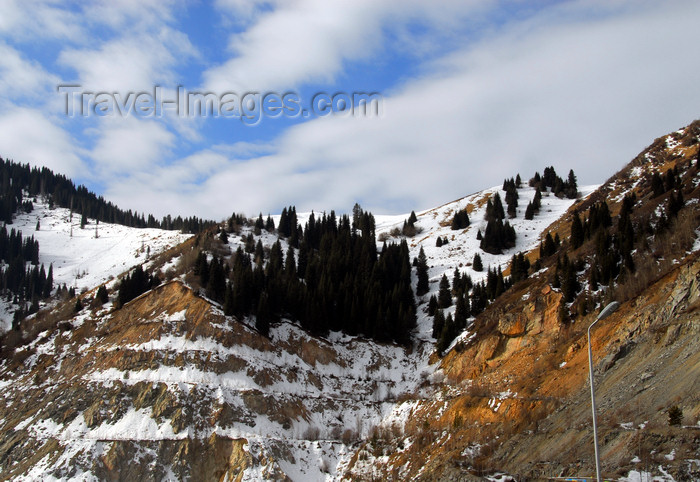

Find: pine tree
<box><xmin>533</xmin><ymin>187</ymin><xmax>542</xmax><ymax>211</ymax></box>
<box><xmin>438</xmin><ymin>274</ymin><xmax>452</xmax><ymax>308</ymax></box>
<box><xmin>451</xmin><ymin>209</ymin><xmax>470</xmax><ymax>230</ymax></box>
<box><xmin>416</xmin><ymin>246</ymin><xmax>429</xmax><ymax>296</ymax></box>
<box><xmin>566</xmin><ymin>169</ymin><xmax>578</xmax><ymax>199</ymax></box>
<box><xmin>427</xmin><ymin>295</ymin><xmax>438</xmax><ymax>316</ymax></box>
<box><xmin>43</xmin><ymin>264</ymin><xmax>53</xmax><ymax>298</ymax></box>
<box><xmin>284</xmin><ymin>245</ymin><xmax>296</xmax><ymax>278</ymax></box>
<box><xmin>486</xmin><ymin>193</ymin><xmax>505</xmax><ymax>221</ymax></box>
<box><xmin>524</xmin><ymin>201</ymin><xmax>535</xmax><ymax>220</ymax></box>
<box><xmin>473</xmin><ymin>253</ymin><xmax>483</xmax><ymax>272</ymax></box>
<box><xmin>254</xmin><ymin>213</ymin><xmax>264</xmax><ymax>235</ymax></box>
<box><xmin>265</xmin><ymin>214</ymin><xmax>275</xmax><ymax>232</ymax></box>
<box><xmin>256</xmin><ymin>291</ymin><xmax>272</xmax><ymax>336</ymax></box>
<box><xmin>570</xmin><ymin>212</ymin><xmax>584</xmax><ymax>250</ymax></box>
<box><xmin>437</xmin><ymin>313</ymin><xmax>456</xmax><ymax>353</ymax></box>
<box><xmin>96</xmin><ymin>285</ymin><xmax>109</xmax><ymax>304</ymax></box>
<box><xmin>651</xmin><ymin>171</ymin><xmax>665</xmax><ymax>197</ymax></box>
<box><xmin>454</xmin><ymin>293</ymin><xmax>469</xmax><ymax>330</ymax></box>
<box><xmin>435</xmin><ymin>236</ymin><xmax>443</xmax><ymax>248</ymax></box>
<box><xmin>432</xmin><ymin>309</ymin><xmax>445</xmax><ymax>338</ymax></box>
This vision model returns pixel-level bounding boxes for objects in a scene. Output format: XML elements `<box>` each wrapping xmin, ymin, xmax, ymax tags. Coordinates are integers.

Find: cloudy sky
<box><xmin>0</xmin><ymin>0</ymin><xmax>698</xmax><ymax>220</ymax></box>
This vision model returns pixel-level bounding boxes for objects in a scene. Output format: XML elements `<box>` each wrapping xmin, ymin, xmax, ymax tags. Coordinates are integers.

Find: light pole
<box><xmin>587</xmin><ymin>301</ymin><xmax>619</xmax><ymax>482</ymax></box>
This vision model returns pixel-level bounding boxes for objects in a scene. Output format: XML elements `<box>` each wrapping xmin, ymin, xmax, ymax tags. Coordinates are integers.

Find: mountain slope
<box><xmin>0</xmin><ymin>121</ymin><xmax>698</xmax><ymax>480</ymax></box>
<box><xmin>340</xmin><ymin>120</ymin><xmax>700</xmax><ymax>480</ymax></box>
<box><xmin>0</xmin><ymin>198</ymin><xmax>191</xmax><ymax>332</ymax></box>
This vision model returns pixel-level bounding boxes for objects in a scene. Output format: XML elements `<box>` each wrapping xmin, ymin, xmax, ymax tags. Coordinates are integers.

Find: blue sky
<box><xmin>0</xmin><ymin>0</ymin><xmax>698</xmax><ymax>220</ymax></box>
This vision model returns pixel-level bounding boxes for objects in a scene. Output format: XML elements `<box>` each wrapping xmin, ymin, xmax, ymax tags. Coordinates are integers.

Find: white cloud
<box><xmin>203</xmin><ymin>0</ymin><xmax>491</xmax><ymax>93</ymax></box>
<box><xmin>109</xmin><ymin>0</ymin><xmax>700</xmax><ymax>219</ymax></box>
<box><xmin>0</xmin><ymin>0</ymin><xmax>84</xmax><ymax>42</ymax></box>
<box><xmin>58</xmin><ymin>29</ymin><xmax>197</xmax><ymax>93</ymax></box>
<box><xmin>0</xmin><ymin>107</ymin><xmax>84</xmax><ymax>176</ymax></box>
<box><xmin>82</xmin><ymin>0</ymin><xmax>181</xmax><ymax>31</ymax></box>
<box><xmin>0</xmin><ymin>42</ymin><xmax>58</xmax><ymax>98</ymax></box>
<box><xmin>89</xmin><ymin>117</ymin><xmax>175</xmax><ymax>175</ymax></box>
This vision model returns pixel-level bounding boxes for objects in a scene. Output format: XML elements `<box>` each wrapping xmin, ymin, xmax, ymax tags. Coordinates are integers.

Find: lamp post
<box><xmin>587</xmin><ymin>301</ymin><xmax>619</xmax><ymax>482</ymax></box>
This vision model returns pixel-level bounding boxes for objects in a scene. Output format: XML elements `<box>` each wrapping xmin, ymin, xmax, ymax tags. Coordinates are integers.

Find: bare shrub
<box><xmin>177</xmin><ymin>247</ymin><xmax>200</xmax><ymax>273</ymax></box>
<box><xmin>341</xmin><ymin>429</ymin><xmax>358</xmax><ymax>445</ymax></box>
<box><xmin>303</xmin><ymin>426</ymin><xmax>320</xmax><ymax>441</ymax></box>
<box><xmin>330</xmin><ymin>425</ymin><xmax>343</xmax><ymax>440</ymax></box>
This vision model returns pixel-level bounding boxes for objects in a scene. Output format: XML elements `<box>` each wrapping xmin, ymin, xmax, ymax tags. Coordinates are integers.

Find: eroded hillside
<box><xmin>0</xmin><ymin>280</ymin><xmax>434</xmax><ymax>480</ymax></box>
<box><xmin>0</xmin><ymin>121</ymin><xmax>699</xmax><ymax>481</ymax></box>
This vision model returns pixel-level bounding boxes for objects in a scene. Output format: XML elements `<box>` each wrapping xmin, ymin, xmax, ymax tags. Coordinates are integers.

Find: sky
<box><xmin>0</xmin><ymin>0</ymin><xmax>698</xmax><ymax>220</ymax></box>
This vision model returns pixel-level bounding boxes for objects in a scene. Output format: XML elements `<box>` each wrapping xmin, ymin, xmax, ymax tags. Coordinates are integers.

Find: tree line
<box><xmin>0</xmin><ymin>158</ymin><xmax>215</xmax><ymax>233</ymax></box>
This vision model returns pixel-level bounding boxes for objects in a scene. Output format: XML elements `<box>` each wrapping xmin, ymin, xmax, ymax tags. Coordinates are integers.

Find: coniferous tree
<box><xmin>265</xmin><ymin>214</ymin><xmax>275</xmax><ymax>232</ymax></box>
<box><xmin>416</xmin><ymin>246</ymin><xmax>429</xmax><ymax>296</ymax></box>
<box><xmin>509</xmin><ymin>252</ymin><xmax>530</xmax><ymax>283</ymax></box>
<box><xmin>533</xmin><ymin>187</ymin><xmax>542</xmax><ymax>211</ymax></box>
<box><xmin>566</xmin><ymin>169</ymin><xmax>578</xmax><ymax>199</ymax></box>
<box><xmin>435</xmin><ymin>236</ymin><xmax>443</xmax><ymax>248</ymax></box>
<box><xmin>427</xmin><ymin>294</ymin><xmax>438</xmax><ymax>316</ymax></box>
<box><xmin>437</xmin><ymin>313</ymin><xmax>456</xmax><ymax>353</ymax></box>
<box><xmin>438</xmin><ymin>274</ymin><xmax>452</xmax><ymax>308</ymax></box>
<box><xmin>256</xmin><ymin>291</ymin><xmax>272</xmax><ymax>336</ymax></box>
<box><xmin>560</xmin><ymin>256</ymin><xmax>580</xmax><ymax>302</ymax></box>
<box><xmin>451</xmin><ymin>209</ymin><xmax>470</xmax><ymax>230</ymax></box>
<box><xmin>42</xmin><ymin>264</ymin><xmax>53</xmax><ymax>298</ymax></box>
<box><xmin>650</xmin><ymin>171</ymin><xmax>665</xmax><ymax>197</ymax></box>
<box><xmin>570</xmin><ymin>212</ymin><xmax>584</xmax><ymax>250</ymax></box>
<box><xmin>284</xmin><ymin>244</ymin><xmax>296</xmax><ymax>278</ymax></box>
<box><xmin>664</xmin><ymin>168</ymin><xmax>676</xmax><ymax>192</ymax></box>
<box><xmin>485</xmin><ymin>193</ymin><xmax>505</xmax><ymax>221</ymax></box>
<box><xmin>480</xmin><ymin>219</ymin><xmax>516</xmax><ymax>254</ymax></box>
<box><xmin>473</xmin><ymin>253</ymin><xmax>483</xmax><ymax>272</ymax></box>
<box><xmin>667</xmin><ymin>188</ymin><xmax>684</xmax><ymax>218</ymax></box>
<box><xmin>454</xmin><ymin>293</ymin><xmax>469</xmax><ymax>330</ymax></box>
<box><xmin>96</xmin><ymin>285</ymin><xmax>109</xmax><ymax>304</ymax></box>
<box><xmin>432</xmin><ymin>309</ymin><xmax>445</xmax><ymax>339</ymax></box>
<box><xmin>524</xmin><ymin>201</ymin><xmax>535</xmax><ymax>220</ymax></box>
<box><xmin>254</xmin><ymin>213</ymin><xmax>264</xmax><ymax>235</ymax></box>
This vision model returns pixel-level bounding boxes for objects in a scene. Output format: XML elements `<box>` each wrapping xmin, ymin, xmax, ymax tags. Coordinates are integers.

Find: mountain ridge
<box><xmin>0</xmin><ymin>121</ymin><xmax>698</xmax><ymax>480</ymax></box>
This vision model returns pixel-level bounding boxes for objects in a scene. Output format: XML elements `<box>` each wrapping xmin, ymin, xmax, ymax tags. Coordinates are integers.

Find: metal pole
<box><xmin>588</xmin><ymin>322</ymin><xmax>602</xmax><ymax>482</ymax></box>
<box><xmin>587</xmin><ymin>301</ymin><xmax>619</xmax><ymax>482</ymax></box>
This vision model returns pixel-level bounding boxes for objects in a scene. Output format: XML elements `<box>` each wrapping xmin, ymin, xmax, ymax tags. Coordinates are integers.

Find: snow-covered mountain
<box><xmin>0</xmin><ymin>177</ymin><xmax>586</xmax><ymax>480</ymax></box>
<box><xmin>1</xmin><ymin>120</ymin><xmax>699</xmax><ymax>480</ymax></box>
<box><xmin>0</xmin><ymin>199</ymin><xmax>191</xmax><ymax>331</ymax></box>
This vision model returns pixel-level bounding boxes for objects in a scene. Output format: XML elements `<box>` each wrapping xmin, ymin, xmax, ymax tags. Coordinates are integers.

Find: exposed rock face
<box><xmin>341</xmin><ymin>256</ymin><xmax>700</xmax><ymax>481</ymax></box>
<box><xmin>0</xmin><ymin>281</ymin><xmax>432</xmax><ymax>480</ymax></box>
